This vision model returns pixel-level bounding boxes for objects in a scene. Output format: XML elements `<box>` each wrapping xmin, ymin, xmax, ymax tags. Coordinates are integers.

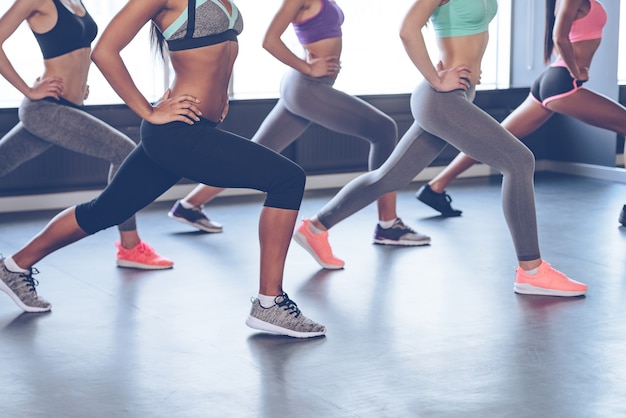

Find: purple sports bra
<box><xmin>292</xmin><ymin>0</ymin><xmax>344</xmax><ymax>45</ymax></box>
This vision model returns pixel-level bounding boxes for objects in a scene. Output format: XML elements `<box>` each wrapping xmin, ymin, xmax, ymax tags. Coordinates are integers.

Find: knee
<box><xmin>111</xmin><ymin>140</ymin><xmax>137</xmax><ymax>165</ymax></box>
<box><xmin>265</xmin><ymin>163</ymin><xmax>306</xmax><ymax>210</ymax></box>
<box><xmin>372</xmin><ymin>117</ymin><xmax>398</xmax><ymax>147</ymax></box>
<box><xmin>283</xmin><ymin>163</ymin><xmax>306</xmax><ymax>197</ymax></box>
<box><xmin>75</xmin><ymin>200</ymin><xmax>133</xmax><ymax>234</ymax></box>
<box><xmin>505</xmin><ymin>145</ymin><xmax>535</xmax><ymax>178</ymax></box>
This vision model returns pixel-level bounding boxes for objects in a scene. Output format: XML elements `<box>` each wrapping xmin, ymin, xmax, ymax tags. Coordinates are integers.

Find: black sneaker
<box><xmin>168</xmin><ymin>200</ymin><xmax>223</xmax><ymax>233</ymax></box>
<box><xmin>373</xmin><ymin>218</ymin><xmax>431</xmax><ymax>246</ymax></box>
<box><xmin>416</xmin><ymin>184</ymin><xmax>462</xmax><ymax>217</ymax></box>
<box><xmin>620</xmin><ymin>205</ymin><xmax>626</xmax><ymax>227</ymax></box>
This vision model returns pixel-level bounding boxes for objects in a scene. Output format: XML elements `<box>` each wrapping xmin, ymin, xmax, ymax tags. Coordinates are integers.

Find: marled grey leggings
<box><xmin>317</xmin><ymin>82</ymin><xmax>541</xmax><ymax>261</ymax></box>
<box><xmin>252</xmin><ymin>69</ymin><xmax>398</xmax><ymax>171</ymax></box>
<box><xmin>0</xmin><ymin>98</ymin><xmax>137</xmax><ymax>231</ymax></box>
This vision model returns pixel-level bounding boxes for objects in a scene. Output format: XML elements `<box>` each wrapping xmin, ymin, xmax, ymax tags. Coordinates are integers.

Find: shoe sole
<box><xmin>293</xmin><ymin>232</ymin><xmax>344</xmax><ymax>270</ymax></box>
<box><xmin>167</xmin><ymin>212</ymin><xmax>223</xmax><ymax>233</ymax></box>
<box><xmin>373</xmin><ymin>238</ymin><xmax>431</xmax><ymax>246</ymax></box>
<box><xmin>0</xmin><ymin>281</ymin><xmax>51</xmax><ymax>312</ymax></box>
<box><xmin>513</xmin><ymin>283</ymin><xmax>586</xmax><ymax>297</ymax></box>
<box><xmin>116</xmin><ymin>260</ymin><xmax>174</xmax><ymax>270</ymax></box>
<box><xmin>245</xmin><ymin>315</ymin><xmax>326</xmax><ymax>338</ymax></box>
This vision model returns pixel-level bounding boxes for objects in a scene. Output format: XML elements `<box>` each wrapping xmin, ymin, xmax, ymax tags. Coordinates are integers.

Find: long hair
<box><xmin>544</xmin><ymin>0</ymin><xmax>557</xmax><ymax>63</ymax></box>
<box><xmin>150</xmin><ymin>22</ymin><xmax>167</xmax><ymax>60</ymax></box>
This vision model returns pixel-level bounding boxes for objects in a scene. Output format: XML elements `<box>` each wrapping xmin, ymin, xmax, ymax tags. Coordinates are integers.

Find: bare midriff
<box><xmin>168</xmin><ymin>41</ymin><xmax>239</xmax><ymax>122</ymax></box>
<box><xmin>303</xmin><ymin>36</ymin><xmax>342</xmax><ymax>80</ymax></box>
<box><xmin>555</xmin><ymin>38</ymin><xmax>601</xmax><ymax>70</ymax></box>
<box><xmin>436</xmin><ymin>31</ymin><xmax>490</xmax><ymax>86</ymax></box>
<box><xmin>41</xmin><ymin>47</ymin><xmax>91</xmax><ymax>105</ymax></box>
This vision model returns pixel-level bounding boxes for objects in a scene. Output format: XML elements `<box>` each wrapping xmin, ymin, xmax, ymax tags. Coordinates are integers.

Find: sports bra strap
<box><xmin>186</xmin><ymin>0</ymin><xmax>196</xmax><ymax>39</ymax></box>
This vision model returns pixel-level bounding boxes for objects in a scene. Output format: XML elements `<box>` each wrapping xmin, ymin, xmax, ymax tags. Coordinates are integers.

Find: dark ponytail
<box><xmin>544</xmin><ymin>0</ymin><xmax>556</xmax><ymax>63</ymax></box>
<box><xmin>150</xmin><ymin>22</ymin><xmax>167</xmax><ymax>60</ymax></box>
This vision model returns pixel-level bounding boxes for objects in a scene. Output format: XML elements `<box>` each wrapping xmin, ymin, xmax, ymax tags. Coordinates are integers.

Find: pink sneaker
<box><xmin>115</xmin><ymin>241</ymin><xmax>174</xmax><ymax>270</ymax></box>
<box><xmin>514</xmin><ymin>261</ymin><xmax>586</xmax><ymax>297</ymax></box>
<box><xmin>293</xmin><ymin>219</ymin><xmax>345</xmax><ymax>270</ymax></box>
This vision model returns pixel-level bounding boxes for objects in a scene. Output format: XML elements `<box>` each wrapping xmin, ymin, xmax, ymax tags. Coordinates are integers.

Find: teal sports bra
<box><xmin>430</xmin><ymin>0</ymin><xmax>498</xmax><ymax>38</ymax></box>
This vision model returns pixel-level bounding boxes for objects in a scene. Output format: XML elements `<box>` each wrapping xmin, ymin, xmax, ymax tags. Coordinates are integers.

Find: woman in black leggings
<box><xmin>0</xmin><ymin>0</ymin><xmax>325</xmax><ymax>338</ymax></box>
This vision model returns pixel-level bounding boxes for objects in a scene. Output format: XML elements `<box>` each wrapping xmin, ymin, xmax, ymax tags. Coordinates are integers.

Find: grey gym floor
<box><xmin>1</xmin><ymin>172</ymin><xmax>625</xmax><ymax>418</ymax></box>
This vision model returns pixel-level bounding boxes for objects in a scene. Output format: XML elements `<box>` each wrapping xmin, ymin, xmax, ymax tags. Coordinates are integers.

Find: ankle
<box><xmin>4</xmin><ymin>256</ymin><xmax>29</xmax><ymax>273</ymax></box>
<box><xmin>308</xmin><ymin>218</ymin><xmax>327</xmax><ymax>234</ymax></box>
<box><xmin>428</xmin><ymin>182</ymin><xmax>445</xmax><ymax>194</ymax></box>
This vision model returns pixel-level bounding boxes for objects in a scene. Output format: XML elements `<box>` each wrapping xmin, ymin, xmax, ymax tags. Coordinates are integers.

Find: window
<box><xmin>1</xmin><ymin>0</ymin><xmax>511</xmax><ymax>108</ymax></box>
<box><xmin>233</xmin><ymin>0</ymin><xmax>512</xmax><ymax>98</ymax></box>
<box><xmin>0</xmin><ymin>1</ymin><xmax>164</xmax><ymax>107</ymax></box>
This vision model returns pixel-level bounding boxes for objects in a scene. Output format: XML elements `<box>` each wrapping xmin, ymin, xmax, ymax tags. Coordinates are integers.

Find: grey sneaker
<box><xmin>0</xmin><ymin>258</ymin><xmax>51</xmax><ymax>313</ymax></box>
<box><xmin>246</xmin><ymin>293</ymin><xmax>326</xmax><ymax>338</ymax></box>
<box><xmin>373</xmin><ymin>218</ymin><xmax>431</xmax><ymax>246</ymax></box>
<box><xmin>168</xmin><ymin>200</ymin><xmax>223</xmax><ymax>233</ymax></box>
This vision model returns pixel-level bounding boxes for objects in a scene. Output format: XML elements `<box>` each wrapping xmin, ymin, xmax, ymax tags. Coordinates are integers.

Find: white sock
<box><xmin>378</xmin><ymin>218</ymin><xmax>397</xmax><ymax>229</ymax></box>
<box><xmin>4</xmin><ymin>256</ymin><xmax>29</xmax><ymax>274</ymax></box>
<box><xmin>524</xmin><ymin>267</ymin><xmax>539</xmax><ymax>275</ymax></box>
<box><xmin>307</xmin><ymin>220</ymin><xmax>325</xmax><ymax>235</ymax></box>
<box><xmin>257</xmin><ymin>294</ymin><xmax>277</xmax><ymax>308</ymax></box>
<box><xmin>179</xmin><ymin>199</ymin><xmax>195</xmax><ymax>209</ymax></box>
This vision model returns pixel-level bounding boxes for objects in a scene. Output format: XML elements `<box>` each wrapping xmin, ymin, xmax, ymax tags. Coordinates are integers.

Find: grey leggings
<box><xmin>252</xmin><ymin>69</ymin><xmax>398</xmax><ymax>171</ymax></box>
<box><xmin>317</xmin><ymin>82</ymin><xmax>541</xmax><ymax>262</ymax></box>
<box><xmin>0</xmin><ymin>98</ymin><xmax>137</xmax><ymax>231</ymax></box>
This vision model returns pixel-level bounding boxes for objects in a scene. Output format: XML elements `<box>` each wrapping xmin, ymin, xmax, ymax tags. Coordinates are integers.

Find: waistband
<box><xmin>40</xmin><ymin>96</ymin><xmax>83</xmax><ymax>110</ymax></box>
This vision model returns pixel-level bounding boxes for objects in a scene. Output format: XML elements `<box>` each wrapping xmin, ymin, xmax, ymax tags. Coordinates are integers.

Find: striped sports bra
<box><xmin>163</xmin><ymin>0</ymin><xmax>243</xmax><ymax>51</ymax></box>
<box><xmin>430</xmin><ymin>0</ymin><xmax>498</xmax><ymax>38</ymax></box>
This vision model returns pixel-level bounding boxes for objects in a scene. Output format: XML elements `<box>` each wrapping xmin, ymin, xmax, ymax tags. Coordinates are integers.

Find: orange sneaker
<box><xmin>115</xmin><ymin>241</ymin><xmax>174</xmax><ymax>270</ymax></box>
<box><xmin>514</xmin><ymin>261</ymin><xmax>586</xmax><ymax>297</ymax></box>
<box><xmin>293</xmin><ymin>219</ymin><xmax>345</xmax><ymax>270</ymax></box>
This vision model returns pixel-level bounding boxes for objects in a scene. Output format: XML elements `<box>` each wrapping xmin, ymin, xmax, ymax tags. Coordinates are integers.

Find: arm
<box><xmin>0</xmin><ymin>0</ymin><xmax>63</xmax><ymax>99</ymax></box>
<box><xmin>91</xmin><ymin>0</ymin><xmax>199</xmax><ymax>124</ymax></box>
<box><xmin>262</xmin><ymin>0</ymin><xmax>338</xmax><ymax>77</ymax></box>
<box><xmin>399</xmin><ymin>0</ymin><xmax>471</xmax><ymax>92</ymax></box>
<box><xmin>553</xmin><ymin>0</ymin><xmax>587</xmax><ymax>80</ymax></box>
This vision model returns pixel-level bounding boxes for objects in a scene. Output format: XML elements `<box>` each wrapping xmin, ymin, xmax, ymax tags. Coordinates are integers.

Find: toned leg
<box><xmin>17</xmin><ymin>98</ymin><xmax>164</xmax><ymax>258</ymax></box>
<box><xmin>0</xmin><ymin>124</ymin><xmax>52</xmax><ymax>177</ymax></box>
<box><xmin>12</xmin><ymin>208</ymin><xmax>88</xmax><ymax>269</ymax></box>
<box><xmin>428</xmin><ymin>96</ymin><xmax>554</xmax><ymax>193</ymax></box>
<box><xmin>258</xmin><ymin>207</ymin><xmax>298</xmax><ymax>295</ymax></box>
<box><xmin>546</xmin><ymin>89</ymin><xmax>626</xmax><ymax>136</ymax></box>
<box><xmin>280</xmin><ymin>70</ymin><xmax>400</xmax><ymax>223</ymax></box>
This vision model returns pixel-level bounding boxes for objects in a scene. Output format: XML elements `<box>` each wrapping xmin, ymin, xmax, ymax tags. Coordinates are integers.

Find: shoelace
<box><xmin>275</xmin><ymin>293</ymin><xmax>301</xmax><ymax>318</ymax></box>
<box><xmin>392</xmin><ymin>219</ymin><xmax>416</xmax><ymax>233</ymax></box>
<box><xmin>444</xmin><ymin>193</ymin><xmax>454</xmax><ymax>204</ymax></box>
<box><xmin>19</xmin><ymin>268</ymin><xmax>40</xmax><ymax>293</ymax></box>
<box><xmin>135</xmin><ymin>242</ymin><xmax>154</xmax><ymax>255</ymax></box>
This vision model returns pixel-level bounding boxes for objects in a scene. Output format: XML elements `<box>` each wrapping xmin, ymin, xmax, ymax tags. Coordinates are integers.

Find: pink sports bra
<box><xmin>568</xmin><ymin>0</ymin><xmax>606</xmax><ymax>43</ymax></box>
<box><xmin>292</xmin><ymin>0</ymin><xmax>343</xmax><ymax>45</ymax></box>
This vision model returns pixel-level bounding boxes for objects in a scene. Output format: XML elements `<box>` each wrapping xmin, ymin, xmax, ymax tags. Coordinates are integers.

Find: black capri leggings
<box><xmin>76</xmin><ymin>118</ymin><xmax>305</xmax><ymax>234</ymax></box>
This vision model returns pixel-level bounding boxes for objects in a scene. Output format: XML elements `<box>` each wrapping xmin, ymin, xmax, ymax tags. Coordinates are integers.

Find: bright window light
<box><xmin>1</xmin><ymin>0</ymin><xmax>511</xmax><ymax>108</ymax></box>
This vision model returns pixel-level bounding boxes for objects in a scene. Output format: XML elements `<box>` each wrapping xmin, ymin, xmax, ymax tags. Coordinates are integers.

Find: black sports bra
<box><xmin>32</xmin><ymin>0</ymin><xmax>98</xmax><ymax>59</ymax></box>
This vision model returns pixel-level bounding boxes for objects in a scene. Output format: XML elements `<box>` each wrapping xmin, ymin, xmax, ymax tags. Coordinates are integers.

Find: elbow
<box><xmin>399</xmin><ymin>25</ymin><xmax>413</xmax><ymax>45</ymax></box>
<box><xmin>90</xmin><ymin>46</ymin><xmax>103</xmax><ymax>68</ymax></box>
<box><xmin>261</xmin><ymin>35</ymin><xmax>274</xmax><ymax>53</ymax></box>
<box><xmin>553</xmin><ymin>35</ymin><xmax>569</xmax><ymax>52</ymax></box>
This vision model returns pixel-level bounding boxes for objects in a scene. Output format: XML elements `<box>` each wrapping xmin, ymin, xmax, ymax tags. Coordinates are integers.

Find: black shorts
<box><xmin>530</xmin><ymin>66</ymin><xmax>585</xmax><ymax>107</ymax></box>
